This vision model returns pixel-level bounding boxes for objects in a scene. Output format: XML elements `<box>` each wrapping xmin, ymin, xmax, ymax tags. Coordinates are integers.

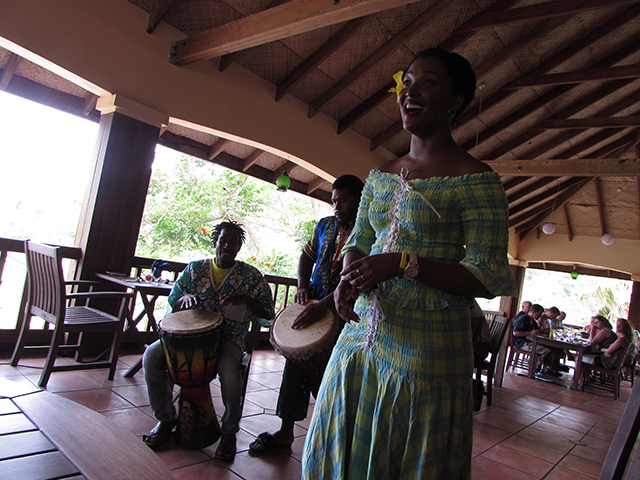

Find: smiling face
<box><xmin>398</xmin><ymin>56</ymin><xmax>464</xmax><ymax>137</ymax></box>
<box><xmin>214</xmin><ymin>227</ymin><xmax>241</xmax><ymax>269</ymax></box>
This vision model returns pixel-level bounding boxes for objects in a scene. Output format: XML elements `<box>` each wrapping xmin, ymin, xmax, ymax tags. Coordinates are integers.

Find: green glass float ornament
<box><xmin>276</xmin><ymin>172</ymin><xmax>291</xmax><ymax>191</ymax></box>
<box><xmin>571</xmin><ymin>270</ymin><xmax>579</xmax><ymax>280</ymax></box>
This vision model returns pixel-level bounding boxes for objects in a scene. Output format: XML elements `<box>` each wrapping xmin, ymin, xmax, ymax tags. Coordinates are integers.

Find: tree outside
<box><xmin>135</xmin><ymin>149</ymin><xmax>333</xmax><ymax>280</ymax></box>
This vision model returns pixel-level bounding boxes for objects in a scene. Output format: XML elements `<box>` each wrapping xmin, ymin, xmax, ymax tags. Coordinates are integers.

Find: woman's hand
<box><xmin>334</xmin><ymin>278</ymin><xmax>359</xmax><ymax>323</ymax></box>
<box><xmin>340</xmin><ymin>253</ymin><xmax>402</xmax><ymax>291</ymax></box>
<box><xmin>176</xmin><ymin>294</ymin><xmax>200</xmax><ymax>311</ymax></box>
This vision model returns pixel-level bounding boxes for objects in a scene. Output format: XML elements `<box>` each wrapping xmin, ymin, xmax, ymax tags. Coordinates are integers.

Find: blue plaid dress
<box><xmin>302</xmin><ymin>170</ymin><xmax>516</xmax><ymax>479</ymax></box>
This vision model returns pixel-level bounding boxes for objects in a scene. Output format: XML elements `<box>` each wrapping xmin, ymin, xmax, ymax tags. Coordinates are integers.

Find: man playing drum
<box><xmin>142</xmin><ymin>221</ymin><xmax>274</xmax><ymax>460</ymax></box>
<box><xmin>249</xmin><ymin>174</ymin><xmax>364</xmax><ymax>454</ymax></box>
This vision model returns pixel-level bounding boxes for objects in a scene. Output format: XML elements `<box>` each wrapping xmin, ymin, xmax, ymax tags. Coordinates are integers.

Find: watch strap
<box><xmin>398</xmin><ymin>252</ymin><xmax>408</xmax><ymax>277</ymax></box>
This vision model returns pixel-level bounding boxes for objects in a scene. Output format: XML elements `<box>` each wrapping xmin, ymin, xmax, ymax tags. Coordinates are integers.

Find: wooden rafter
<box><xmin>502</xmin><ymin>177</ymin><xmax>530</xmax><ymax>192</ymax></box>
<box><xmin>146</xmin><ymin>0</ymin><xmax>177</xmax><ymax>34</ymax></box>
<box><xmin>590</xmin><ymin>128</ymin><xmax>640</xmax><ymax>159</ymax></box>
<box><xmin>541</xmin><ymin>116</ymin><xmax>640</xmax><ymax>129</ymax></box>
<box><xmin>0</xmin><ymin>53</ymin><xmax>20</xmax><ymax>91</ymax></box>
<box><xmin>455</xmin><ymin>0</ymin><xmax>637</xmax><ymax>33</ymax></box>
<box><xmin>506</xmin><ymin>177</ymin><xmax>556</xmax><ymax>205</ymax></box>
<box><xmin>276</xmin><ymin>15</ymin><xmax>372</xmax><ymax>102</ymax></box>
<box><xmin>594</xmin><ymin>178</ymin><xmax>606</xmax><ymax>236</ymax></box>
<box><xmin>242</xmin><ymin>150</ymin><xmax>267</xmax><ymax>172</ymax></box>
<box><xmin>488</xmin><ymin>158</ymin><xmax>640</xmax><ymax>177</ymax></box>
<box><xmin>307</xmin><ymin>0</ymin><xmax>450</xmax><ymax>118</ymax></box>
<box><xmin>509</xmin><ymin>177</ymin><xmax>589</xmax><ymax>219</ymax></box>
<box><xmin>306</xmin><ymin>177</ymin><xmax>326</xmax><ymax>194</ymax></box>
<box><xmin>218</xmin><ymin>0</ymin><xmax>289</xmax><ymax>73</ymax></box>
<box><xmin>506</xmin><ymin>64</ymin><xmax>640</xmax><ymax>89</ymax></box>
<box><xmin>563</xmin><ymin>204</ymin><xmax>573</xmax><ymax>242</ymax></box>
<box><xmin>516</xmin><ymin>178</ymin><xmax>592</xmax><ymax>237</ymax></box>
<box><xmin>168</xmin><ymin>0</ymin><xmax>423</xmax><ymax>66</ymax></box>
<box><xmin>208</xmin><ymin>138</ymin><xmax>231</xmax><ymax>161</ymax></box>
<box><xmin>496</xmin><ymin>79</ymin><xmax>640</xmax><ymax>160</ymax></box>
<box><xmin>82</xmin><ymin>94</ymin><xmax>98</xmax><ymax>116</ymax></box>
<box><xmin>557</xmin><ymin>128</ymin><xmax>625</xmax><ymax>159</ymax></box>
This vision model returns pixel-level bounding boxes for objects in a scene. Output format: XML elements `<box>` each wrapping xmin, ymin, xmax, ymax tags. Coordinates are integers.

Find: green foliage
<box><xmin>580</xmin><ymin>285</ymin><xmax>630</xmax><ymax>321</ymax></box>
<box><xmin>135</xmin><ymin>153</ymin><xmax>332</xmax><ymax>282</ymax></box>
<box><xmin>137</xmin><ymin>157</ymin><xmax>273</xmax><ymax>260</ymax></box>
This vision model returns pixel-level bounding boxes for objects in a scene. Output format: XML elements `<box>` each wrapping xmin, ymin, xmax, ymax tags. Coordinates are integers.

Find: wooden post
<box><xmin>629</xmin><ymin>281</ymin><xmax>640</xmax><ymax>331</ymax></box>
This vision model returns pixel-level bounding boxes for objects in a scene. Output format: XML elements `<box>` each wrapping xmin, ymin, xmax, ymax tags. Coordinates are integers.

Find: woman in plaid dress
<box><xmin>301</xmin><ymin>49</ymin><xmax>516</xmax><ymax>479</ymax></box>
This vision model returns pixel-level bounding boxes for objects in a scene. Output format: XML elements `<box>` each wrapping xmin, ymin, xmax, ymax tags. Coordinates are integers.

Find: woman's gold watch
<box><xmin>404</xmin><ymin>254</ymin><xmax>420</xmax><ymax>280</ymax></box>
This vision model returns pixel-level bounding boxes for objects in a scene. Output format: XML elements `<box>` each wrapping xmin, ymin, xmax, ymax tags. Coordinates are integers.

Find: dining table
<box><xmin>527</xmin><ymin>331</ymin><xmax>591</xmax><ymax>390</ymax></box>
<box><xmin>96</xmin><ymin>272</ymin><xmax>174</xmax><ymax>377</ymax></box>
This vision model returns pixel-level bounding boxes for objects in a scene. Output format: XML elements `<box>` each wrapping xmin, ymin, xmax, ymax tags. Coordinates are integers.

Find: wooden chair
<box><xmin>582</xmin><ymin>343</ymin><xmax>633</xmax><ymax>400</ymax></box>
<box><xmin>474</xmin><ymin>316</ymin><xmax>510</xmax><ymax>407</ymax></box>
<box><xmin>506</xmin><ymin>318</ymin><xmax>532</xmax><ymax>373</ymax></box>
<box><xmin>599</xmin><ymin>382</ymin><xmax>640</xmax><ymax>480</ymax></box>
<box><xmin>10</xmin><ymin>241</ymin><xmax>132</xmax><ymax>388</ymax></box>
<box><xmin>622</xmin><ymin>349</ymin><xmax>637</xmax><ymax>387</ymax></box>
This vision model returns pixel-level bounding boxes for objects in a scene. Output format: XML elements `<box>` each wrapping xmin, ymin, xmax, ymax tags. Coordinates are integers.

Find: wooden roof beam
<box><xmin>276</xmin><ymin>15</ymin><xmax>372</xmax><ymax>102</ymax></box>
<box><xmin>590</xmin><ymin>128</ymin><xmax>640</xmax><ymax>158</ymax></box>
<box><xmin>488</xmin><ymin>158</ymin><xmax>640</xmax><ymax>177</ymax></box>
<box><xmin>306</xmin><ymin>177</ymin><xmax>327</xmax><ymax>195</ymax></box>
<box><xmin>146</xmin><ymin>0</ymin><xmax>177</xmax><ymax>34</ymax></box>
<box><xmin>496</xmin><ymin>80</ymin><xmax>640</xmax><ymax>160</ymax></box>
<box><xmin>556</xmin><ymin>128</ymin><xmax>625</xmax><ymax>159</ymax></box>
<box><xmin>219</xmin><ymin>0</ymin><xmax>290</xmax><ymax>73</ymax></box>
<box><xmin>242</xmin><ymin>149</ymin><xmax>267</xmax><ymax>172</ymax></box>
<box><xmin>168</xmin><ymin>0</ymin><xmax>424</xmax><ymax>66</ymax></box>
<box><xmin>506</xmin><ymin>64</ymin><xmax>640</xmax><ymax>89</ymax></box>
<box><xmin>594</xmin><ymin>178</ymin><xmax>606</xmax><ymax>236</ymax></box>
<box><xmin>563</xmin><ymin>204</ymin><xmax>573</xmax><ymax>242</ymax></box>
<box><xmin>456</xmin><ymin>0</ymin><xmax>638</xmax><ymax>33</ymax></box>
<box><xmin>502</xmin><ymin>176</ymin><xmax>530</xmax><ymax>192</ymax></box>
<box><xmin>208</xmin><ymin>138</ymin><xmax>231</xmax><ymax>161</ymax></box>
<box><xmin>307</xmin><ymin>0</ymin><xmax>450</xmax><ymax>118</ymax></box>
<box><xmin>506</xmin><ymin>177</ymin><xmax>556</xmax><ymax>204</ymax></box>
<box><xmin>541</xmin><ymin>116</ymin><xmax>640</xmax><ymax>129</ymax></box>
<box><xmin>0</xmin><ymin>53</ymin><xmax>20</xmax><ymax>91</ymax></box>
<box><xmin>516</xmin><ymin>178</ymin><xmax>591</xmax><ymax>237</ymax></box>
<box><xmin>509</xmin><ymin>177</ymin><xmax>589</xmax><ymax>218</ymax></box>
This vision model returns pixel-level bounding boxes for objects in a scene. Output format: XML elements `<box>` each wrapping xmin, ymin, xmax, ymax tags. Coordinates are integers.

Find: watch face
<box><xmin>405</xmin><ymin>265</ymin><xmax>419</xmax><ymax>279</ymax></box>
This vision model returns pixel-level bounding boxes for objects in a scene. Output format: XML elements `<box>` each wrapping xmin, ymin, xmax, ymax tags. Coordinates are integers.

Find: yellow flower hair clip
<box><xmin>388</xmin><ymin>70</ymin><xmax>404</xmax><ymax>103</ymax></box>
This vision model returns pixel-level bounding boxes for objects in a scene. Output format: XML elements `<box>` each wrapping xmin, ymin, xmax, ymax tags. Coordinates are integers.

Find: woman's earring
<box><xmin>448</xmin><ymin>109</ymin><xmax>456</xmax><ymax>118</ymax></box>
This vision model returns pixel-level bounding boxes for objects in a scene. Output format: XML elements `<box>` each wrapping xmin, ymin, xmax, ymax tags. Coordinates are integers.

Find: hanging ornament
<box><xmin>276</xmin><ymin>172</ymin><xmax>291</xmax><ymax>192</ymax></box>
<box><xmin>601</xmin><ymin>233</ymin><xmax>615</xmax><ymax>246</ymax></box>
<box><xmin>542</xmin><ymin>223</ymin><xmax>555</xmax><ymax>234</ymax></box>
<box><xmin>571</xmin><ymin>270</ymin><xmax>579</xmax><ymax>280</ymax></box>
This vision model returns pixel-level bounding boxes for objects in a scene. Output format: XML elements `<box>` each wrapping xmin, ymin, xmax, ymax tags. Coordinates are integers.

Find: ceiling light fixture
<box><xmin>601</xmin><ymin>233</ymin><xmax>615</xmax><ymax>246</ymax></box>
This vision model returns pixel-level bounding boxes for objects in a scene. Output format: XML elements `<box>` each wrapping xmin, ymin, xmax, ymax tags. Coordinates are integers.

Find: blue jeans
<box><xmin>143</xmin><ymin>339</ymin><xmax>243</xmax><ymax>434</ymax></box>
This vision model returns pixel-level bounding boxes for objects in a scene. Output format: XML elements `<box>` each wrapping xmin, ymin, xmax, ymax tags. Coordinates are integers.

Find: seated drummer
<box><xmin>142</xmin><ymin>221</ymin><xmax>274</xmax><ymax>461</ymax></box>
<box><xmin>249</xmin><ymin>174</ymin><xmax>364</xmax><ymax>454</ymax></box>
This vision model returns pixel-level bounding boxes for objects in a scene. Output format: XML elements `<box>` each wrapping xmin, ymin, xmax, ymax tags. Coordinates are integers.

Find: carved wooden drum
<box><xmin>270</xmin><ymin>301</ymin><xmax>340</xmax><ymax>395</ymax></box>
<box><xmin>158</xmin><ymin>309</ymin><xmax>223</xmax><ymax>449</ymax></box>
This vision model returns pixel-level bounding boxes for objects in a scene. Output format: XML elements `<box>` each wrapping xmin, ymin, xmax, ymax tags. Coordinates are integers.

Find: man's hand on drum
<box><xmin>291</xmin><ymin>296</ymin><xmax>332</xmax><ymax>330</ymax></box>
<box><xmin>294</xmin><ymin>287</ymin><xmax>311</xmax><ymax>305</ymax></box>
<box><xmin>176</xmin><ymin>294</ymin><xmax>200</xmax><ymax>311</ymax></box>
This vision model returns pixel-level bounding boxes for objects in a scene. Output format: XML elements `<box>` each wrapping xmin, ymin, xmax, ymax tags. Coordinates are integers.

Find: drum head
<box><xmin>272</xmin><ymin>301</ymin><xmax>335</xmax><ymax>354</ymax></box>
<box><xmin>160</xmin><ymin>309</ymin><xmax>222</xmax><ymax>334</ymax></box>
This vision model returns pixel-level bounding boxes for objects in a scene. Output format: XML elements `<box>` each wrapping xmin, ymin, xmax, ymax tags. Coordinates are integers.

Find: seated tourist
<box><xmin>550</xmin><ymin>310</ymin><xmax>566</xmax><ymax>329</ymax></box>
<box><xmin>589</xmin><ymin>315</ymin><xmax>618</xmax><ymax>351</ymax></box>
<box><xmin>596</xmin><ymin>318</ymin><xmax>633</xmax><ymax>369</ymax></box>
<box><xmin>512</xmin><ymin>304</ymin><xmax>561</xmax><ymax>380</ymax></box>
<box><xmin>536</xmin><ymin>306</ymin><xmax>559</xmax><ymax>335</ymax></box>
<box><xmin>516</xmin><ymin>301</ymin><xmax>532</xmax><ymax>319</ymax></box>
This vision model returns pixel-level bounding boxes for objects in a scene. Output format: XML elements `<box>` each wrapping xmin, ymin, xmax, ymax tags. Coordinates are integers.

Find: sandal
<box><xmin>215</xmin><ymin>434</ymin><xmax>237</xmax><ymax>461</ymax></box>
<box><xmin>142</xmin><ymin>420</ymin><xmax>177</xmax><ymax>448</ymax></box>
<box><xmin>249</xmin><ymin>432</ymin><xmax>293</xmax><ymax>454</ymax></box>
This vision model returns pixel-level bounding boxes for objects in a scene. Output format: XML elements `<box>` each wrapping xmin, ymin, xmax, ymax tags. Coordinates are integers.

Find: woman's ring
<box><xmin>356</xmin><ymin>268</ymin><xmax>361</xmax><ymax>276</ymax></box>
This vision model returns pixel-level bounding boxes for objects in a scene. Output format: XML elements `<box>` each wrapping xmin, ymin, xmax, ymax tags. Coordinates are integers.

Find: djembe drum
<box><xmin>158</xmin><ymin>309</ymin><xmax>223</xmax><ymax>449</ymax></box>
<box><xmin>270</xmin><ymin>301</ymin><xmax>341</xmax><ymax>396</ymax></box>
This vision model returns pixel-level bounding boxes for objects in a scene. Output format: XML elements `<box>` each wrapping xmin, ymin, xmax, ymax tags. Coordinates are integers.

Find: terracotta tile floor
<box><xmin>0</xmin><ymin>345</ymin><xmax>633</xmax><ymax>480</ymax></box>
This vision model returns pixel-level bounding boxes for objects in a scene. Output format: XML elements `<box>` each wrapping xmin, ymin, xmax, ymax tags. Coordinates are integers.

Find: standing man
<box><xmin>249</xmin><ymin>174</ymin><xmax>364</xmax><ymax>454</ymax></box>
<box><xmin>142</xmin><ymin>221</ymin><xmax>274</xmax><ymax>461</ymax></box>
